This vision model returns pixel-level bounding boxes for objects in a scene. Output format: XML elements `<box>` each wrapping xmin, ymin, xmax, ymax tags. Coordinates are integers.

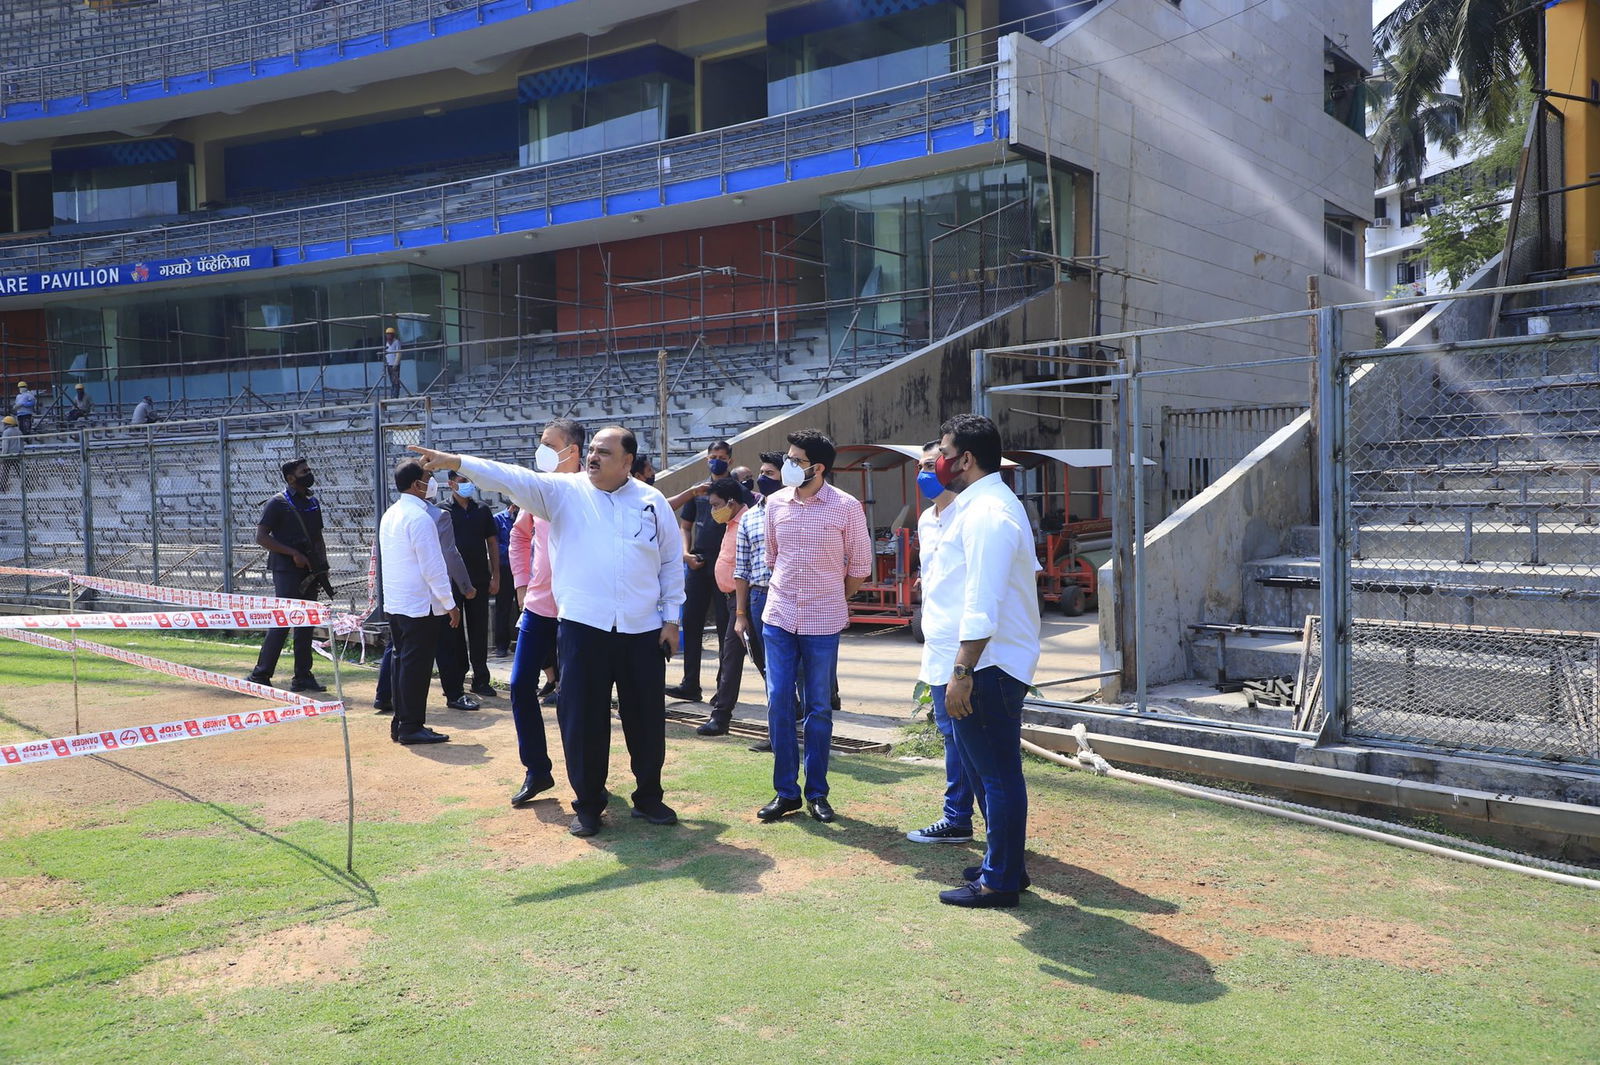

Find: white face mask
<box><xmin>423</xmin><ymin>479</ymin><xmax>440</xmax><ymax>503</ymax></box>
<box><xmin>781</xmin><ymin>457</ymin><xmax>810</xmax><ymax>488</ymax></box>
<box><xmin>535</xmin><ymin>442</ymin><xmax>572</xmax><ymax>473</ymax></box>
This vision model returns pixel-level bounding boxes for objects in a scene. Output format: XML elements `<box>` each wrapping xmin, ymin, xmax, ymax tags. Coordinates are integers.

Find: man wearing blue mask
<box><xmin>905</xmin><ymin>439</ymin><xmax>976</xmax><ymax>845</ymax></box>
<box><xmin>444</xmin><ymin>469</ymin><xmax>501</xmax><ymax>702</ymax></box>
<box><xmin>666</xmin><ymin>439</ymin><xmax>734</xmax><ymax>703</ymax></box>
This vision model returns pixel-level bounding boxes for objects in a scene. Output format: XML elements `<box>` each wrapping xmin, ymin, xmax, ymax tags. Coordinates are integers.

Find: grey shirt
<box><xmin>0</xmin><ymin>425</ymin><xmax>20</xmax><ymax>457</ymax></box>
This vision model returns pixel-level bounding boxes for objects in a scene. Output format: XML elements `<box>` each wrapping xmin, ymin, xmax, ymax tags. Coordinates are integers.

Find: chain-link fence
<box><xmin>1336</xmin><ymin>330</ymin><xmax>1600</xmax><ymax>763</ymax></box>
<box><xmin>0</xmin><ymin>398</ymin><xmax>431</xmax><ymax>617</ymax></box>
<box><xmin>929</xmin><ymin>198</ymin><xmax>1053</xmax><ymax>340</ymax></box>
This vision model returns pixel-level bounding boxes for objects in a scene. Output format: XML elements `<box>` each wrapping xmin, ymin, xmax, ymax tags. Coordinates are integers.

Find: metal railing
<box><xmin>0</xmin><ymin>0</ymin><xmax>555</xmax><ymax>117</ymax></box>
<box><xmin>0</xmin><ymin>65</ymin><xmax>1000</xmax><ymax>275</ymax></box>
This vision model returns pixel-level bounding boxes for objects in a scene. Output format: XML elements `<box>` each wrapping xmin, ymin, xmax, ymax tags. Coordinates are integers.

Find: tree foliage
<box><xmin>1415</xmin><ymin>121</ymin><xmax>1526</xmax><ymax>288</ymax></box>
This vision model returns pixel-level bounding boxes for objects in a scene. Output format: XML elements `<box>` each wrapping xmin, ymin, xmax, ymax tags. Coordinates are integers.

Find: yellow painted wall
<box><xmin>1547</xmin><ymin>0</ymin><xmax>1600</xmax><ymax>268</ymax></box>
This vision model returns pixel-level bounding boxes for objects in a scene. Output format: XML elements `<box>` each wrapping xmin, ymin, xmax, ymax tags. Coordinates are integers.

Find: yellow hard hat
<box><xmin>2</xmin><ymin>416</ymin><xmax>16</xmax><ymax>425</ymax></box>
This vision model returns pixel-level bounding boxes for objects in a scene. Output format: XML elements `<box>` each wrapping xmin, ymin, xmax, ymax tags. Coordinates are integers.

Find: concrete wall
<box><xmin>655</xmin><ymin>281</ymin><xmax>1092</xmax><ymax>497</ymax></box>
<box><xmin>1099</xmin><ymin>410</ymin><xmax>1313</xmax><ymax>690</ymax></box>
<box><xmin>1003</xmin><ymin>0</ymin><xmax>1374</xmax><ymax>410</ymax></box>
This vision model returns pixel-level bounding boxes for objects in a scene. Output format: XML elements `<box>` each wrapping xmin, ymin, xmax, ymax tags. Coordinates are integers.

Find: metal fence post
<box><xmin>80</xmin><ymin>429</ymin><xmax>94</xmax><ymax>579</ymax></box>
<box><xmin>1110</xmin><ymin>357</ymin><xmax>1135</xmax><ymax>696</ymax></box>
<box><xmin>148</xmin><ymin>428</ymin><xmax>160</xmax><ymax>585</ymax></box>
<box><xmin>1317</xmin><ymin>305</ymin><xmax>1348</xmax><ymax>743</ymax></box>
<box><xmin>219</xmin><ymin>418</ymin><xmax>234</xmax><ymax>593</ymax></box>
<box><xmin>970</xmin><ymin>348</ymin><xmax>988</xmax><ymax>417</ymax></box>
<box><xmin>1130</xmin><ymin>336</ymin><xmax>1148</xmax><ymax>713</ymax></box>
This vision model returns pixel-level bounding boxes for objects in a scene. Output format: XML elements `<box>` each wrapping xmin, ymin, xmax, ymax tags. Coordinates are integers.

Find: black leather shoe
<box><xmin>630</xmin><ymin>801</ymin><xmax>678</xmax><ymax>825</ymax></box>
<box><xmin>289</xmin><ymin>676</ymin><xmax>328</xmax><ymax>693</ymax></box>
<box><xmin>445</xmin><ymin>695</ymin><xmax>480</xmax><ymax>711</ymax></box>
<box><xmin>696</xmin><ymin>718</ymin><xmax>729</xmax><ymax>736</ymax></box>
<box><xmin>963</xmin><ymin>865</ymin><xmax>1031</xmax><ymax>891</ymax></box>
<box><xmin>758</xmin><ymin>795</ymin><xmax>802</xmax><ymax>822</ymax></box>
<box><xmin>537</xmin><ymin>680</ymin><xmax>558</xmax><ymax>698</ymax></box>
<box><xmin>808</xmin><ymin>798</ymin><xmax>836</xmax><ymax>823</ymax></box>
<box><xmin>373</xmin><ymin>701</ymin><xmax>393</xmax><ymax>715</ymax></box>
<box><xmin>246</xmin><ymin>671</ymin><xmax>272</xmax><ymax>686</ymax></box>
<box><xmin>511</xmin><ymin>771</ymin><xmax>556</xmax><ymax>806</ymax></box>
<box><xmin>396</xmin><ymin>727</ymin><xmax>450</xmax><ymax>745</ymax></box>
<box><xmin>939</xmin><ymin>882</ymin><xmax>1020</xmax><ymax>908</ymax></box>
<box><xmin>470</xmin><ymin>683</ymin><xmax>499</xmax><ymax>698</ymax></box>
<box><xmin>665</xmin><ymin>684</ymin><xmax>703</xmax><ymax>703</ymax></box>
<box><xmin>569</xmin><ymin>813</ymin><xmax>601</xmax><ymax>837</ymax></box>
<box><xmin>748</xmin><ymin>739</ymin><xmax>772</xmax><ymax>752</ymax></box>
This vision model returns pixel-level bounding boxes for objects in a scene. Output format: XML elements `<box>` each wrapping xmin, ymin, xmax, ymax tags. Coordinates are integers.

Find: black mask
<box><xmin>645</xmin><ymin>475</ymin><xmax>656</xmax><ymax>485</ymax></box>
<box><xmin>295</xmin><ymin>472</ymin><xmax>315</xmax><ymax>490</ymax></box>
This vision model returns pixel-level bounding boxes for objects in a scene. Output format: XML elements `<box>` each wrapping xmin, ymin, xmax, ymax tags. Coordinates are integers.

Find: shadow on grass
<box><xmin>87</xmin><ymin>755</ymin><xmax>378</xmax><ymax>907</ymax></box>
<box><xmin>791</xmin><ymin>812</ymin><xmax>1227</xmax><ymax>1005</ymax></box>
<box><xmin>405</xmin><ymin>741</ymin><xmax>490</xmax><ymax>765</ymax></box>
<box><xmin>509</xmin><ymin>818</ymin><xmax>774</xmax><ymax>904</ymax></box>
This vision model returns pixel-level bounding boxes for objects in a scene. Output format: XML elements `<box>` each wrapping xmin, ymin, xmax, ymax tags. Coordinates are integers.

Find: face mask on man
<box><xmin>708</xmin><ymin>456</ymin><xmax>729</xmax><ymax>476</ymax></box>
<box><xmin>780</xmin><ymin>458</ymin><xmax>811</xmax><ymax>488</ymax></box>
<box><xmin>710</xmin><ymin>503</ymin><xmax>733</xmax><ymax>525</ymax></box>
<box><xmin>934</xmin><ymin>451</ymin><xmax>963</xmax><ymax>488</ymax></box>
<box><xmin>535</xmin><ymin>442</ymin><xmax>573</xmax><ymax>473</ymax></box>
<box><xmin>295</xmin><ymin>472</ymin><xmax>316</xmax><ymax>491</ymax></box>
<box><xmin>423</xmin><ymin>479</ymin><xmax>439</xmax><ymax>503</ymax></box>
<box><xmin>756</xmin><ymin>474</ymin><xmax>782</xmax><ymax>497</ymax></box>
<box><xmin>916</xmin><ymin>470</ymin><xmax>943</xmax><ymax>501</ymax></box>
<box><xmin>457</xmin><ymin>482</ymin><xmax>477</xmax><ymax>500</ymax></box>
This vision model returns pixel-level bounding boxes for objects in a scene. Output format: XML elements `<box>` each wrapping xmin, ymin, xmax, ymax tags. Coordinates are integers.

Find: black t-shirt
<box><xmin>446</xmin><ymin>499</ymin><xmax>496</xmax><ymax>585</ymax></box>
<box><xmin>259</xmin><ymin>491</ymin><xmax>325</xmax><ymax>572</ymax></box>
<box><xmin>679</xmin><ymin>494</ymin><xmax>727</xmax><ymax>560</ymax></box>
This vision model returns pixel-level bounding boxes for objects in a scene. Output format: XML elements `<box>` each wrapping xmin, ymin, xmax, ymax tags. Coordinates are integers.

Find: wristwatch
<box><xmin>951</xmin><ymin>664</ymin><xmax>973</xmax><ymax>680</ymax></box>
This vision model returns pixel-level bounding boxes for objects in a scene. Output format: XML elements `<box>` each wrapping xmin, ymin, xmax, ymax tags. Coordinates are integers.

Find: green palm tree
<box><xmin>1375</xmin><ymin>0</ymin><xmax>1539</xmax><ymax>184</ymax></box>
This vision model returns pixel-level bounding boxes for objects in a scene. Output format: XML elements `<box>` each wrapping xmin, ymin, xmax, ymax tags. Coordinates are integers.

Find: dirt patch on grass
<box><xmin>477</xmin><ymin>806</ymin><xmax>595</xmax><ymax>870</ymax></box>
<box><xmin>1248</xmin><ymin>917</ymin><xmax>1467</xmax><ymax>970</ymax></box>
<box><xmin>0</xmin><ymin>875</ymin><xmax>82</xmax><ymax>917</ymax></box>
<box><xmin>129</xmin><ymin>922</ymin><xmax>373</xmax><ymax>997</ymax></box>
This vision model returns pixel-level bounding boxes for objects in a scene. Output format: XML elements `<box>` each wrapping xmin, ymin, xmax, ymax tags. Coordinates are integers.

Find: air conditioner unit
<box><xmin>1371</xmin><ymin>218</ymin><xmax>1392</xmax><ymax>229</ymax></box>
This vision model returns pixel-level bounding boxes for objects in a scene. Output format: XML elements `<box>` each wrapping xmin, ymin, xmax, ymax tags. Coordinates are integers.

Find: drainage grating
<box><xmin>664</xmin><ymin>707</ymin><xmax>890</xmax><ymax>753</ymax></box>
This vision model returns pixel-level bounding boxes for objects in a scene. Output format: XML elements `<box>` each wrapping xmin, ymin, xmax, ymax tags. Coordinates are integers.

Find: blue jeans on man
<box><xmin>762</xmin><ymin>623</ymin><xmax>838</xmax><ymax>801</ymax></box>
<box><xmin>950</xmin><ymin>666</ymin><xmax>1029</xmax><ymax>893</ymax></box>
<box><xmin>508</xmin><ymin>610</ymin><xmax>557</xmax><ymax>776</ymax></box>
<box><xmin>931</xmin><ymin>684</ymin><xmax>980</xmax><ymax>829</ymax></box>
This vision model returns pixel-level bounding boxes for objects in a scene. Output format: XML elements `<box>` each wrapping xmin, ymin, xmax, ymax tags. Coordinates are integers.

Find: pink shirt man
<box><xmin>763</xmin><ymin>481</ymin><xmax>872</xmax><ymax>635</ymax></box>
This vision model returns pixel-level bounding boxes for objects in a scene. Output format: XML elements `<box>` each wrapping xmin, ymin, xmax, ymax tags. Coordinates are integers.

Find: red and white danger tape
<box><xmin>0</xmin><ymin>566</ymin><xmax>364</xmax><ymax>634</ymax></box>
<box><xmin>0</xmin><ymin>699</ymin><xmax>344</xmax><ymax>766</ymax></box>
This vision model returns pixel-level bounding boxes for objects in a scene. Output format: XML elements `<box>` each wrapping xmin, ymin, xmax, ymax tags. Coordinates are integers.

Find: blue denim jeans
<box><xmin>931</xmin><ymin>684</ymin><xmax>978</xmax><ymax>828</ymax></box>
<box><xmin>508</xmin><ymin>610</ymin><xmax>556</xmax><ymax>775</ymax></box>
<box><xmin>762</xmin><ymin>623</ymin><xmax>838</xmax><ymax>801</ymax></box>
<box><xmin>950</xmin><ymin>666</ymin><xmax>1029</xmax><ymax>892</ymax></box>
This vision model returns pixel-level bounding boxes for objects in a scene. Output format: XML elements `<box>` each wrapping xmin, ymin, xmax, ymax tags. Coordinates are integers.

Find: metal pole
<box><xmin>332</xmin><ymin>627</ymin><xmax>356</xmax><ymax>874</ymax></box>
<box><xmin>1316</xmin><ymin>306</ymin><xmax>1348</xmax><ymax>743</ymax></box>
<box><xmin>148</xmin><ymin>427</ymin><xmax>160</xmax><ymax>584</ymax></box>
<box><xmin>657</xmin><ymin>347</ymin><xmax>668</xmax><ymax>470</ymax></box>
<box><xmin>67</xmin><ymin>575</ymin><xmax>81</xmax><ymax>735</ymax></box>
<box><xmin>219</xmin><ymin>418</ymin><xmax>234</xmax><ymax>594</ymax></box>
<box><xmin>79</xmin><ymin>427</ymin><xmax>94</xmax><ymax>580</ymax></box>
<box><xmin>1110</xmin><ymin>357</ymin><xmax>1134</xmax><ymax>696</ymax></box>
<box><xmin>1130</xmin><ymin>336</ymin><xmax>1147</xmax><ymax>713</ymax></box>
<box><xmin>970</xmin><ymin>348</ymin><xmax>988</xmax><ymax>417</ymax></box>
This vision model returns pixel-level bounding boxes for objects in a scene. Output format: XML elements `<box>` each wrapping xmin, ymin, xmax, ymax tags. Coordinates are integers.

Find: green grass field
<box><xmin>1</xmin><ymin>633</ymin><xmax>1597</xmax><ymax>1064</ymax></box>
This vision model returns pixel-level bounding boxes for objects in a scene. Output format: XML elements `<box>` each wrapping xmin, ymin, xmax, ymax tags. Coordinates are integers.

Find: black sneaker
<box><xmin>962</xmin><ymin>865</ymin><xmax>1031</xmax><ymax>891</ymax></box>
<box><xmin>445</xmin><ymin>695</ymin><xmax>481</xmax><ymax>711</ymax></box>
<box><xmin>906</xmin><ymin>819</ymin><xmax>974</xmax><ymax>844</ymax></box>
<box><xmin>939</xmin><ymin>882</ymin><xmax>1019</xmax><ymax>908</ymax></box>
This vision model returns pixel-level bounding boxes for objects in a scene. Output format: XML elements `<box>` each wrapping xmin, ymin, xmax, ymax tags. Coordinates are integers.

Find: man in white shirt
<box><xmin>383</xmin><ymin>327</ymin><xmax>403</xmax><ymax>395</ymax></box>
<box><xmin>920</xmin><ymin>414</ymin><xmax>1041</xmax><ymax>908</ymax></box>
<box><xmin>408</xmin><ymin>426</ymin><xmax>685</xmax><ymax>839</ymax></box>
<box><xmin>379</xmin><ymin>460</ymin><xmax>462</xmax><ymax>745</ymax></box>
<box><xmin>905</xmin><ymin>439</ymin><xmax>977</xmax><ymax>846</ymax></box>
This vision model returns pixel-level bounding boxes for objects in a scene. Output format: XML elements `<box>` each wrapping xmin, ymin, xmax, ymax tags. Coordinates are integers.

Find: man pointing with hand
<box><xmin>408</xmin><ymin>426</ymin><xmax>684</xmax><ymax>839</ymax></box>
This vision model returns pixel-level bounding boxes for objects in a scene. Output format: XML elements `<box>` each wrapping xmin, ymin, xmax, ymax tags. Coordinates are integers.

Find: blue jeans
<box><xmin>763</xmin><ymin>623</ymin><xmax>838</xmax><ymax>801</ymax></box>
<box><xmin>950</xmin><ymin>667</ymin><xmax>1028</xmax><ymax>893</ymax></box>
<box><xmin>508</xmin><ymin>610</ymin><xmax>557</xmax><ymax>775</ymax></box>
<box><xmin>931</xmin><ymin>684</ymin><xmax>978</xmax><ymax>828</ymax></box>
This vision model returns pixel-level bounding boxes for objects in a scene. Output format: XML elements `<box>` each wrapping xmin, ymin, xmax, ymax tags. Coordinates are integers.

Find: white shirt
<box><xmin>384</xmin><ymin>337</ymin><xmax>402</xmax><ymax>367</ymax></box>
<box><xmin>918</xmin><ymin>472</ymin><xmax>1041</xmax><ymax>686</ymax></box>
<box><xmin>379</xmin><ymin>492</ymin><xmax>455</xmax><ymax>618</ymax></box>
<box><xmin>460</xmin><ymin>456</ymin><xmax>684</xmax><ymax>634</ymax></box>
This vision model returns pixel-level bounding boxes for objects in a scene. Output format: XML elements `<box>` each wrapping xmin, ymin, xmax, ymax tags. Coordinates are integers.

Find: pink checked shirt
<box><xmin>763</xmin><ymin>481</ymin><xmax>873</xmax><ymax>635</ymax></box>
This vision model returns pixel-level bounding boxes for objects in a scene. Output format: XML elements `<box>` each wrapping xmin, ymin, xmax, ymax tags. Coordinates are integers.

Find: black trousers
<box><xmin>493</xmin><ymin>579</ymin><xmax>517</xmax><ymax>652</ymax></box>
<box><xmin>678</xmin><ymin>565</ymin><xmax>727</xmax><ymax>694</ymax></box>
<box><xmin>253</xmin><ymin>568</ymin><xmax>314</xmax><ymax>681</ymax></box>
<box><xmin>448</xmin><ymin>587</ymin><xmax>491</xmax><ymax>689</ymax></box>
<box><xmin>557</xmin><ymin>620</ymin><xmax>667</xmax><ymax>818</ymax></box>
<box><xmin>388</xmin><ymin>612</ymin><xmax>441</xmax><ymax>736</ymax></box>
<box><xmin>709</xmin><ymin>591</ymin><xmax>765</xmax><ymax>722</ymax></box>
